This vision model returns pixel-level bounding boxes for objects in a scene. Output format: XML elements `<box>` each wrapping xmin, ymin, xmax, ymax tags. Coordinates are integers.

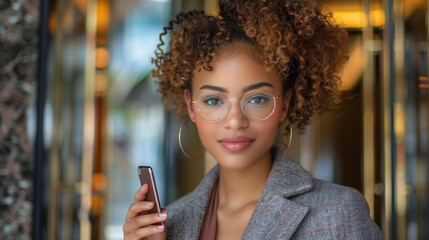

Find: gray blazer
<box><xmin>166</xmin><ymin>147</ymin><xmax>383</xmax><ymax>239</ymax></box>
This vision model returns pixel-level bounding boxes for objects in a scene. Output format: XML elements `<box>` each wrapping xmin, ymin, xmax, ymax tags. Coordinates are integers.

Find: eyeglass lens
<box><xmin>195</xmin><ymin>90</ymin><xmax>276</xmax><ymax>122</ymax></box>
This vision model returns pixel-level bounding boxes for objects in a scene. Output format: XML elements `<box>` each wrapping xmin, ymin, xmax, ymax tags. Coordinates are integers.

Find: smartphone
<box><xmin>137</xmin><ymin>166</ymin><xmax>164</xmax><ymax>226</ymax></box>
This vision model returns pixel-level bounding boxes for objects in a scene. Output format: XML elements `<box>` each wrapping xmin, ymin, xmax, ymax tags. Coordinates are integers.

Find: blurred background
<box><xmin>0</xmin><ymin>0</ymin><xmax>428</xmax><ymax>239</ymax></box>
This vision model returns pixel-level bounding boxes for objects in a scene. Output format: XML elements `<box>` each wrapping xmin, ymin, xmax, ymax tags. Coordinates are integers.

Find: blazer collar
<box><xmin>180</xmin><ymin>147</ymin><xmax>313</xmax><ymax>240</ymax></box>
<box><xmin>241</xmin><ymin>147</ymin><xmax>313</xmax><ymax>239</ymax></box>
<box><xmin>263</xmin><ymin>147</ymin><xmax>313</xmax><ymax>198</ymax></box>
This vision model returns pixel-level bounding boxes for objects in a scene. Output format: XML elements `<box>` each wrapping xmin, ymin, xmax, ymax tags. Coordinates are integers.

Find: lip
<box><xmin>218</xmin><ymin>136</ymin><xmax>255</xmax><ymax>152</ymax></box>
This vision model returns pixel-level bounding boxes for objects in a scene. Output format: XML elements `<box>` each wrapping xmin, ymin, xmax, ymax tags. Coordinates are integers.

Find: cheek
<box><xmin>193</xmin><ymin>117</ymin><xmax>215</xmax><ymax>149</ymax></box>
<box><xmin>257</xmin><ymin>105</ymin><xmax>282</xmax><ymax>138</ymax></box>
<box><xmin>267</xmin><ymin>103</ymin><xmax>283</xmax><ymax>124</ymax></box>
<box><xmin>261</xmin><ymin>118</ymin><xmax>280</xmax><ymax>137</ymax></box>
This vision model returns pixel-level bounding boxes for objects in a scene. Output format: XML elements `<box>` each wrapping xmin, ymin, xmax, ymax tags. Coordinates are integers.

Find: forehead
<box><xmin>192</xmin><ymin>42</ymin><xmax>281</xmax><ymax>93</ymax></box>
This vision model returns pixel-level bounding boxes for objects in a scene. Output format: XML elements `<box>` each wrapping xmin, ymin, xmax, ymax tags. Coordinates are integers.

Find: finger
<box><xmin>134</xmin><ymin>183</ymin><xmax>148</xmax><ymax>202</ymax></box>
<box><xmin>125</xmin><ymin>201</ymin><xmax>155</xmax><ymax>222</ymax></box>
<box><xmin>125</xmin><ymin>211</ymin><xmax>168</xmax><ymax>233</ymax></box>
<box><xmin>124</xmin><ymin>225</ymin><xmax>165</xmax><ymax>240</ymax></box>
<box><xmin>160</xmin><ymin>208</ymin><xmax>168</xmax><ymax>225</ymax></box>
<box><xmin>123</xmin><ymin>212</ymin><xmax>168</xmax><ymax>234</ymax></box>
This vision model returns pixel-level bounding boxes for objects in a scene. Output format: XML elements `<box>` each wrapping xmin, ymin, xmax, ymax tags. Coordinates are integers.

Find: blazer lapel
<box><xmin>241</xmin><ymin>148</ymin><xmax>313</xmax><ymax>240</ymax></box>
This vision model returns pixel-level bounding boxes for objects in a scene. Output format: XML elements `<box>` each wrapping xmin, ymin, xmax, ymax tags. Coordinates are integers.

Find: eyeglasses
<box><xmin>192</xmin><ymin>89</ymin><xmax>282</xmax><ymax>123</ymax></box>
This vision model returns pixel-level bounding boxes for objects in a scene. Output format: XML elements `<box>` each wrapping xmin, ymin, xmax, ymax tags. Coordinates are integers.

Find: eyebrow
<box><xmin>199</xmin><ymin>82</ymin><xmax>274</xmax><ymax>93</ymax></box>
<box><xmin>200</xmin><ymin>85</ymin><xmax>227</xmax><ymax>93</ymax></box>
<box><xmin>242</xmin><ymin>82</ymin><xmax>274</xmax><ymax>93</ymax></box>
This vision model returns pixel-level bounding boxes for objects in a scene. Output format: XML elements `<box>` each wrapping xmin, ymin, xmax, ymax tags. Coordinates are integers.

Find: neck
<box><xmin>217</xmin><ymin>150</ymin><xmax>273</xmax><ymax>209</ymax></box>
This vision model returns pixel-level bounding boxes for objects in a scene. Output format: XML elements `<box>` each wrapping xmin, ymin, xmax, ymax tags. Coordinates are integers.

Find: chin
<box><xmin>219</xmin><ymin>159</ymin><xmax>255</xmax><ymax>170</ymax></box>
<box><xmin>211</xmin><ymin>148</ymin><xmax>266</xmax><ymax>171</ymax></box>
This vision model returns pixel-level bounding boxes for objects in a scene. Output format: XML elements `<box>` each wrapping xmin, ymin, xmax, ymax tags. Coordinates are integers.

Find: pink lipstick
<box><xmin>218</xmin><ymin>136</ymin><xmax>255</xmax><ymax>152</ymax></box>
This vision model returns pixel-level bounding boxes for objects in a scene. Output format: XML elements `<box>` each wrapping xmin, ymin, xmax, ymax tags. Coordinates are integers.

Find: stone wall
<box><xmin>0</xmin><ymin>0</ymin><xmax>39</xmax><ymax>239</ymax></box>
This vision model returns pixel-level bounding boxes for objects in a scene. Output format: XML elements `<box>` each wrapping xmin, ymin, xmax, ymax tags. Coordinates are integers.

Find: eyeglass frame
<box><xmin>191</xmin><ymin>89</ymin><xmax>283</xmax><ymax>123</ymax></box>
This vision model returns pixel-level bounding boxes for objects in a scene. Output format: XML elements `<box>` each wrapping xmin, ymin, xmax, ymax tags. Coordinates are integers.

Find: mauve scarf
<box><xmin>199</xmin><ymin>180</ymin><xmax>219</xmax><ymax>240</ymax></box>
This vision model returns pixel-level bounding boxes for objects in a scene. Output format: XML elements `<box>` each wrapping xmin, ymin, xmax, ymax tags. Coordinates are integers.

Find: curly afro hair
<box><xmin>152</xmin><ymin>0</ymin><xmax>349</xmax><ymax>132</ymax></box>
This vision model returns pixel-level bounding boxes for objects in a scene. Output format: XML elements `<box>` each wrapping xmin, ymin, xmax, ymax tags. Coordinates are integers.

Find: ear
<box><xmin>280</xmin><ymin>89</ymin><xmax>292</xmax><ymax>123</ymax></box>
<box><xmin>184</xmin><ymin>89</ymin><xmax>196</xmax><ymax>123</ymax></box>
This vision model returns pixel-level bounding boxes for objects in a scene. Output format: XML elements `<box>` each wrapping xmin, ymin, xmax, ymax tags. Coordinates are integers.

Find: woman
<box><xmin>123</xmin><ymin>0</ymin><xmax>383</xmax><ymax>239</ymax></box>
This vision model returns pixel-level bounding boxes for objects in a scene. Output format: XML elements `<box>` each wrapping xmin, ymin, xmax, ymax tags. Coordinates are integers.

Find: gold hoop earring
<box><xmin>178</xmin><ymin>119</ymin><xmax>204</xmax><ymax>160</ymax></box>
<box><xmin>286</xmin><ymin>126</ymin><xmax>293</xmax><ymax>152</ymax></box>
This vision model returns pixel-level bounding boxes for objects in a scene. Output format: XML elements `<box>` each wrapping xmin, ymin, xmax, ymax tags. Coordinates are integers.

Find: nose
<box><xmin>223</xmin><ymin>100</ymin><xmax>249</xmax><ymax>130</ymax></box>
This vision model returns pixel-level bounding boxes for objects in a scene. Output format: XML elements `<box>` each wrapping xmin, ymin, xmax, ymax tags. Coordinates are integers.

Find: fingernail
<box><xmin>159</xmin><ymin>212</ymin><xmax>167</xmax><ymax>217</ymax></box>
<box><xmin>145</xmin><ymin>202</ymin><xmax>153</xmax><ymax>206</ymax></box>
<box><xmin>156</xmin><ymin>225</ymin><xmax>165</xmax><ymax>230</ymax></box>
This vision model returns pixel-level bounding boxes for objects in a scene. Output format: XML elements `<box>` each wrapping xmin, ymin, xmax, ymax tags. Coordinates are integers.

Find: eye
<box><xmin>204</xmin><ymin>97</ymin><xmax>224</xmax><ymax>106</ymax></box>
<box><xmin>248</xmin><ymin>96</ymin><xmax>268</xmax><ymax>104</ymax></box>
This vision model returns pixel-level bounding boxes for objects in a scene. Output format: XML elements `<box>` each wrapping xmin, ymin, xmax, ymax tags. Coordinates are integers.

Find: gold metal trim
<box><xmin>204</xmin><ymin>0</ymin><xmax>218</xmax><ymax>16</ymax></box>
<box><xmin>393</xmin><ymin>0</ymin><xmax>407</xmax><ymax>238</ymax></box>
<box><xmin>362</xmin><ymin>0</ymin><xmax>376</xmax><ymax>219</ymax></box>
<box><xmin>47</xmin><ymin>0</ymin><xmax>66</xmax><ymax>238</ymax></box>
<box><xmin>382</xmin><ymin>0</ymin><xmax>392</xmax><ymax>239</ymax></box>
<box><xmin>80</xmin><ymin>0</ymin><xmax>97</xmax><ymax>239</ymax></box>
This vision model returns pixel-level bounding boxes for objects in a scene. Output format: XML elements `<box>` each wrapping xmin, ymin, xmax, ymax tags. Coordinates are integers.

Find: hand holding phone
<box><xmin>123</xmin><ymin>166</ymin><xmax>167</xmax><ymax>240</ymax></box>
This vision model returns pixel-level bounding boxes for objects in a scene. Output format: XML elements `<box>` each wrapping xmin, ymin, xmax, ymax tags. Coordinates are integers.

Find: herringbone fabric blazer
<box><xmin>166</xmin><ymin>147</ymin><xmax>383</xmax><ymax>239</ymax></box>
